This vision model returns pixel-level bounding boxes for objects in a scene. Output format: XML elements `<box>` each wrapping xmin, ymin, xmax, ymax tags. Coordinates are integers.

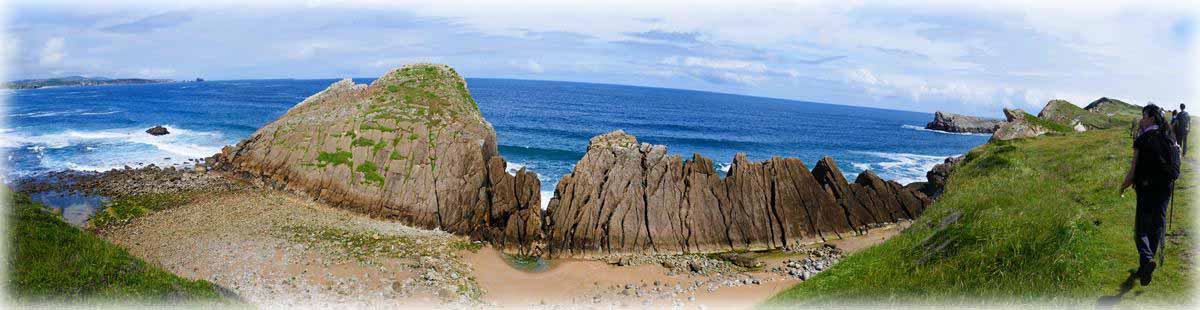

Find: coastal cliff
<box><xmin>212</xmin><ymin>64</ymin><xmax>543</xmax><ymax>255</ymax></box>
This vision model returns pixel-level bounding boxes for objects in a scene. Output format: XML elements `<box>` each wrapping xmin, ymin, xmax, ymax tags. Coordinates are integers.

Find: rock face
<box><xmin>919</xmin><ymin>156</ymin><xmax>964</xmax><ymax>199</ymax></box>
<box><xmin>542</xmin><ymin>130</ymin><xmax>931</xmax><ymax>258</ymax></box>
<box><xmin>212</xmin><ymin>64</ymin><xmax>542</xmax><ymax>256</ymax></box>
<box><xmin>145</xmin><ymin>125</ymin><xmax>170</xmax><ymax>136</ymax></box>
<box><xmin>1037</xmin><ymin>100</ymin><xmax>1083</xmax><ymax>124</ymax></box>
<box><xmin>925</xmin><ymin>111</ymin><xmax>1003</xmax><ymax>134</ymax></box>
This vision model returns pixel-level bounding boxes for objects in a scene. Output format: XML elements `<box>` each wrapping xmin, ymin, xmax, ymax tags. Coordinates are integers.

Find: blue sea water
<box><xmin>2</xmin><ymin>78</ymin><xmax>989</xmax><ymax>208</ymax></box>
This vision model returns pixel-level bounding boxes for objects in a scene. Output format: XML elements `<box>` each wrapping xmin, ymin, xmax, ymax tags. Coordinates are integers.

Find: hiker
<box><xmin>1172</xmin><ymin>104</ymin><xmax>1189</xmax><ymax>156</ymax></box>
<box><xmin>1119</xmin><ymin>103</ymin><xmax>1180</xmax><ymax>286</ymax></box>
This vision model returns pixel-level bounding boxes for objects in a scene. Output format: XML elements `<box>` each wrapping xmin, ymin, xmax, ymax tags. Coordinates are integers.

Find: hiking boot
<box><xmin>1140</xmin><ymin>261</ymin><xmax>1157</xmax><ymax>286</ymax></box>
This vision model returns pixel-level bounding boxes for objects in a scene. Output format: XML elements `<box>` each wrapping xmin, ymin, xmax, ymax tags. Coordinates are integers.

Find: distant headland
<box><xmin>1</xmin><ymin>76</ymin><xmax>200</xmax><ymax>89</ymax></box>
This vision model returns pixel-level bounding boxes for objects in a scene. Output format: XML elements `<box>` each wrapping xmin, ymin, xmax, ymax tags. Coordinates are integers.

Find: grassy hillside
<box><xmin>6</xmin><ymin>189</ymin><xmax>228</xmax><ymax>304</ymax></box>
<box><xmin>1039</xmin><ymin>100</ymin><xmax>1138</xmax><ymax>130</ymax></box>
<box><xmin>767</xmin><ymin>128</ymin><xmax>1194</xmax><ymax>306</ymax></box>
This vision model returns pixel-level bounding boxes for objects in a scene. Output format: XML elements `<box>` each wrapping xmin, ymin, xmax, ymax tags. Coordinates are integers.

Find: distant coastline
<box><xmin>2</xmin><ymin>76</ymin><xmax>202</xmax><ymax>90</ymax></box>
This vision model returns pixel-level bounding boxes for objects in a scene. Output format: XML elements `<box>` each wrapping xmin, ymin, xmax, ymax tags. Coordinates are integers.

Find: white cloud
<box><xmin>38</xmin><ymin>37</ymin><xmax>65</xmax><ymax>66</ymax></box>
<box><xmin>522</xmin><ymin>60</ymin><xmax>544</xmax><ymax>73</ymax></box>
<box><xmin>134</xmin><ymin>67</ymin><xmax>176</xmax><ymax>78</ymax></box>
<box><xmin>660</xmin><ymin>56</ymin><xmax>768</xmax><ymax>72</ymax></box>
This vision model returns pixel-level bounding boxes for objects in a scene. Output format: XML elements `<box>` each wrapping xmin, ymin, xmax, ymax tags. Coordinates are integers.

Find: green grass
<box><xmin>88</xmin><ymin>192</ymin><xmax>196</xmax><ymax>230</ymax></box>
<box><xmin>316</xmin><ymin>150</ymin><xmax>353</xmax><ymax>168</ymax></box>
<box><xmin>767</xmin><ymin>128</ymin><xmax>1194</xmax><ymax>306</ymax></box>
<box><xmin>351</xmin><ymin>137</ymin><xmax>376</xmax><ymax>148</ymax></box>
<box><xmin>1038</xmin><ymin>100</ymin><xmax>1137</xmax><ymax>130</ymax></box>
<box><xmin>7</xmin><ymin>189</ymin><xmax>226</xmax><ymax>303</ymax></box>
<box><xmin>1024</xmin><ymin>112</ymin><xmax>1073</xmax><ymax>133</ymax></box>
<box><xmin>355</xmin><ymin>161</ymin><xmax>385</xmax><ymax>186</ymax></box>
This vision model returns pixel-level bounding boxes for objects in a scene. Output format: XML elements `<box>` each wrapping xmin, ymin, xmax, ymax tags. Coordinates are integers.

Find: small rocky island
<box><xmin>145</xmin><ymin>125</ymin><xmax>170</xmax><ymax>136</ymax></box>
<box><xmin>924</xmin><ymin>111</ymin><xmax>1004</xmax><ymax>133</ymax></box>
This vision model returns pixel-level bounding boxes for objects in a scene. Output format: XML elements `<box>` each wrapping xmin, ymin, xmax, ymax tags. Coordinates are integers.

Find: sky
<box><xmin>2</xmin><ymin>0</ymin><xmax>1198</xmax><ymax>117</ymax></box>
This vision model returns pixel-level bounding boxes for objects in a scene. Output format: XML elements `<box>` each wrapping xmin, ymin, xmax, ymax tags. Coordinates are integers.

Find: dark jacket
<box><xmin>1133</xmin><ymin>128</ymin><xmax>1176</xmax><ymax>190</ymax></box>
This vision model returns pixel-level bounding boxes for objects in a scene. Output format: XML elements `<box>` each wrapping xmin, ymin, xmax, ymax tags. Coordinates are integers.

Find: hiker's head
<box><xmin>1142</xmin><ymin>104</ymin><xmax>1166</xmax><ymax>129</ymax></box>
<box><xmin>1182</xmin><ymin>103</ymin><xmax>1187</xmax><ymax>111</ymax></box>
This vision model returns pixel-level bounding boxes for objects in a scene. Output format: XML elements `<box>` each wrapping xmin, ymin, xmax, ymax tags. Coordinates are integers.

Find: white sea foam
<box><xmin>716</xmin><ymin>162</ymin><xmax>731</xmax><ymax>173</ymax></box>
<box><xmin>505</xmin><ymin>162</ymin><xmax>526</xmax><ymax>176</ymax></box>
<box><xmin>7</xmin><ymin>125</ymin><xmax>228</xmax><ymax>174</ymax></box>
<box><xmin>851</xmin><ymin>151</ymin><xmax>956</xmax><ymax>185</ymax></box>
<box><xmin>7</xmin><ymin>109</ymin><xmax>121</xmax><ymax>118</ymax></box>
<box><xmin>901</xmin><ymin>124</ymin><xmax>991</xmax><ymax>137</ymax></box>
<box><xmin>540</xmin><ymin>191</ymin><xmax>554</xmax><ymax>210</ymax></box>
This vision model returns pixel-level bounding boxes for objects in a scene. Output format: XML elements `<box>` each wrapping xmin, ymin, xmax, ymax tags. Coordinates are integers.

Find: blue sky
<box><xmin>3</xmin><ymin>0</ymin><xmax>1197</xmax><ymax>117</ymax></box>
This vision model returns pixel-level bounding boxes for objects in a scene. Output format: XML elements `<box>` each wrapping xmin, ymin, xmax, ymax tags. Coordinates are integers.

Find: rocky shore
<box><xmin>205</xmin><ymin>64</ymin><xmax>939</xmax><ymax>260</ymax></box>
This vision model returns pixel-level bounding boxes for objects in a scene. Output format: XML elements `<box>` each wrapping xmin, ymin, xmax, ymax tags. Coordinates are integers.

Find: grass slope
<box><xmin>767</xmin><ymin>128</ymin><xmax>1194</xmax><ymax>306</ymax></box>
<box><xmin>6</xmin><ymin>189</ymin><xmax>227</xmax><ymax>303</ymax></box>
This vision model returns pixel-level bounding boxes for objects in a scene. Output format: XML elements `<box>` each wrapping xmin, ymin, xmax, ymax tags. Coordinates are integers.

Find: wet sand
<box><xmin>467</xmin><ymin>222</ymin><xmax>910</xmax><ymax>309</ymax></box>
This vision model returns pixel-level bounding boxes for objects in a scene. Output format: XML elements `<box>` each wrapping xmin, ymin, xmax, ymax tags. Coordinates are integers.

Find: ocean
<box><xmin>2</xmin><ymin>78</ymin><xmax>989</xmax><ymax>217</ymax></box>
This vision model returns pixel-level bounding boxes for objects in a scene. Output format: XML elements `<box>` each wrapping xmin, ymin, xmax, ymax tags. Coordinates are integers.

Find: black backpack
<box><xmin>1155</xmin><ymin>130</ymin><xmax>1182</xmax><ymax>183</ymax></box>
<box><xmin>1136</xmin><ymin>129</ymin><xmax>1180</xmax><ymax>187</ymax></box>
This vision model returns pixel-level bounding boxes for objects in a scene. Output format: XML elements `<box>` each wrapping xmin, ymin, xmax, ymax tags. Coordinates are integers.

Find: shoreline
<box><xmin>11</xmin><ymin>165</ymin><xmax>916</xmax><ymax>308</ymax></box>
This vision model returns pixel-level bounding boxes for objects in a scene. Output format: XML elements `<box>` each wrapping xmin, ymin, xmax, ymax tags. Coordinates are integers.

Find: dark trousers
<box><xmin>1134</xmin><ymin>185</ymin><xmax>1171</xmax><ymax>266</ymax></box>
<box><xmin>1180</xmin><ymin>132</ymin><xmax>1188</xmax><ymax>156</ymax></box>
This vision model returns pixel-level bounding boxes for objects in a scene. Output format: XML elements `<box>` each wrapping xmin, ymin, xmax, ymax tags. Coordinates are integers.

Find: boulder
<box><xmin>543</xmin><ymin>130</ymin><xmax>931</xmax><ymax>258</ymax></box>
<box><xmin>925</xmin><ymin>111</ymin><xmax>1003</xmax><ymax>134</ymax></box>
<box><xmin>1002</xmin><ymin>108</ymin><xmax>1027</xmax><ymax>122</ymax></box>
<box><xmin>145</xmin><ymin>125</ymin><xmax>170</xmax><ymax>136</ymax></box>
<box><xmin>213</xmin><ymin>64</ymin><xmax>541</xmax><ymax>255</ymax></box>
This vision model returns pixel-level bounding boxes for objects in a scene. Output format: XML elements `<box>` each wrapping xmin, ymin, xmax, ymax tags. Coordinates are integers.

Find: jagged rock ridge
<box><xmin>543</xmin><ymin>130</ymin><xmax>931</xmax><ymax>258</ymax></box>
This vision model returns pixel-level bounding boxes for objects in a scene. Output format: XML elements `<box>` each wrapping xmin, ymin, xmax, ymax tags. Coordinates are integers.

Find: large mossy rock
<box><xmin>214</xmin><ymin>64</ymin><xmax>542</xmax><ymax>255</ymax></box>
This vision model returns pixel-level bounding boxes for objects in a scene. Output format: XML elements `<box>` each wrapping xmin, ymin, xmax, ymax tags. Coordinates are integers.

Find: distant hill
<box><xmin>3</xmin><ymin>76</ymin><xmax>175</xmax><ymax>89</ymax></box>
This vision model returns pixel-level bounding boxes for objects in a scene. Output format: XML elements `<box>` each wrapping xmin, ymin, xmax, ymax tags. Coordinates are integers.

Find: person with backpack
<box><xmin>1120</xmin><ymin>103</ymin><xmax>1180</xmax><ymax>286</ymax></box>
<box><xmin>1172</xmin><ymin>103</ymin><xmax>1189</xmax><ymax>156</ymax></box>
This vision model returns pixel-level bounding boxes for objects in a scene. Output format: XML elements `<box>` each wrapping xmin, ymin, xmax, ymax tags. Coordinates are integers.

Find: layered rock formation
<box><xmin>212</xmin><ymin>64</ymin><xmax>542</xmax><ymax>256</ymax></box>
<box><xmin>925</xmin><ymin>111</ymin><xmax>1003</xmax><ymax>134</ymax></box>
<box><xmin>212</xmin><ymin>63</ymin><xmax>939</xmax><ymax>259</ymax></box>
<box><xmin>542</xmin><ymin>130</ymin><xmax>930</xmax><ymax>258</ymax></box>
